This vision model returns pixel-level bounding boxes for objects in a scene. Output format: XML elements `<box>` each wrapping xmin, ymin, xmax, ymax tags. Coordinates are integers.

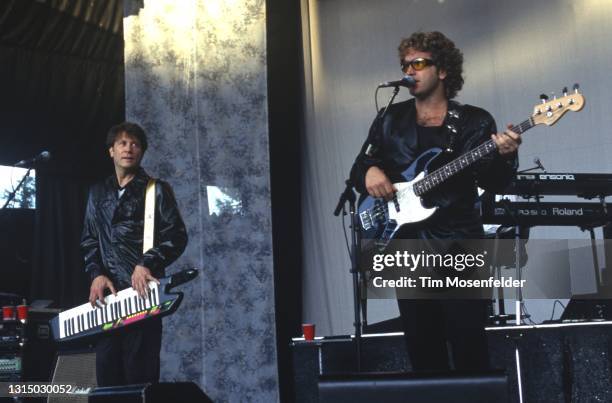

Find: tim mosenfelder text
<box><xmin>372</xmin><ymin>276</ymin><xmax>526</xmax><ymax>289</ymax></box>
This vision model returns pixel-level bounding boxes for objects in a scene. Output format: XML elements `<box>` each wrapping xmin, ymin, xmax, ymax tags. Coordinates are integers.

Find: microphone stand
<box><xmin>332</xmin><ymin>84</ymin><xmax>402</xmax><ymax>372</ymax></box>
<box><xmin>377</xmin><ymin>86</ymin><xmax>400</xmax><ymax>127</ymax></box>
<box><xmin>333</xmin><ymin>180</ymin><xmax>363</xmax><ymax>371</ymax></box>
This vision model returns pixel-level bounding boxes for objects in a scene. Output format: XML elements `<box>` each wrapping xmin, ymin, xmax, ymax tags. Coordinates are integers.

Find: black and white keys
<box><xmin>58</xmin><ymin>281</ymin><xmax>160</xmax><ymax>339</ymax></box>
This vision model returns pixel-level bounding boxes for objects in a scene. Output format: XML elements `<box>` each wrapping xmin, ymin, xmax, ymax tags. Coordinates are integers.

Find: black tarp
<box><xmin>0</xmin><ymin>0</ymin><xmax>125</xmax><ymax>307</ymax></box>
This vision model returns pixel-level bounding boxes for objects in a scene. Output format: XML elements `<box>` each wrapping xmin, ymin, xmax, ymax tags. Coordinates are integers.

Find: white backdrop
<box><xmin>300</xmin><ymin>0</ymin><xmax>612</xmax><ymax>335</ymax></box>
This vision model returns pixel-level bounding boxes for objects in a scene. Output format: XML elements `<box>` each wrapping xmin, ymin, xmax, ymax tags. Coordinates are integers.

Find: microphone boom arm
<box><xmin>2</xmin><ymin>167</ymin><xmax>33</xmax><ymax>209</ymax></box>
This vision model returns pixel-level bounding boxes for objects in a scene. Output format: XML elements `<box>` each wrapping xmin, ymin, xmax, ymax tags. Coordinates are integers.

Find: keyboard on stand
<box><xmin>482</xmin><ymin>201</ymin><xmax>612</xmax><ymax>227</ymax></box>
<box><xmin>500</xmin><ymin>172</ymin><xmax>612</xmax><ymax>198</ymax></box>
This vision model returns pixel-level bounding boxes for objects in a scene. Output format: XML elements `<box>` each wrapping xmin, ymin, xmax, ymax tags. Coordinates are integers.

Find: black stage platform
<box><xmin>292</xmin><ymin>321</ymin><xmax>612</xmax><ymax>402</ymax></box>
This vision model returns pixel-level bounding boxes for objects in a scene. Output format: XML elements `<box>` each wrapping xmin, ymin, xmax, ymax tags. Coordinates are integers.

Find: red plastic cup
<box><xmin>302</xmin><ymin>323</ymin><xmax>315</xmax><ymax>341</ymax></box>
<box><xmin>2</xmin><ymin>306</ymin><xmax>16</xmax><ymax>321</ymax></box>
<box><xmin>17</xmin><ymin>305</ymin><xmax>28</xmax><ymax>323</ymax></box>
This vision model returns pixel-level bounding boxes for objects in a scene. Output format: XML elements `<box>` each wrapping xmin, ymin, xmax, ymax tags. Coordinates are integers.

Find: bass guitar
<box><xmin>358</xmin><ymin>86</ymin><xmax>585</xmax><ymax>250</ymax></box>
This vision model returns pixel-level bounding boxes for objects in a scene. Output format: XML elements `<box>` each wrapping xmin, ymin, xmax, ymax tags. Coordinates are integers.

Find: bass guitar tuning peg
<box><xmin>540</xmin><ymin>94</ymin><xmax>549</xmax><ymax>103</ymax></box>
<box><xmin>573</xmin><ymin>83</ymin><xmax>580</xmax><ymax>92</ymax></box>
<box><xmin>562</xmin><ymin>86</ymin><xmax>568</xmax><ymax>96</ymax></box>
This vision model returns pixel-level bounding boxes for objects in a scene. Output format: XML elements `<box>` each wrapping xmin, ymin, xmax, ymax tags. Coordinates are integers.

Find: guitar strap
<box><xmin>143</xmin><ymin>178</ymin><xmax>156</xmax><ymax>253</ymax></box>
<box><xmin>444</xmin><ymin>101</ymin><xmax>462</xmax><ymax>154</ymax></box>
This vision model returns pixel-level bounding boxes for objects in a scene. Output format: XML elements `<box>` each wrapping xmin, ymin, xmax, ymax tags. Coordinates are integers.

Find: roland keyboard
<box><xmin>482</xmin><ymin>201</ymin><xmax>612</xmax><ymax>227</ymax></box>
<box><xmin>50</xmin><ymin>269</ymin><xmax>198</xmax><ymax>342</ymax></box>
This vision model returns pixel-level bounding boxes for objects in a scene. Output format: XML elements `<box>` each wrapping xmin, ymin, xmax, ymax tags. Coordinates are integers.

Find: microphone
<box><xmin>533</xmin><ymin>157</ymin><xmax>546</xmax><ymax>172</ymax></box>
<box><xmin>378</xmin><ymin>75</ymin><xmax>416</xmax><ymax>88</ymax></box>
<box><xmin>15</xmin><ymin>151</ymin><xmax>51</xmax><ymax>167</ymax></box>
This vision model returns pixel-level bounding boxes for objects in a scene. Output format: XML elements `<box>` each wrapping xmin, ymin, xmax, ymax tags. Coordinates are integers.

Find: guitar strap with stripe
<box><xmin>143</xmin><ymin>178</ymin><xmax>156</xmax><ymax>253</ymax></box>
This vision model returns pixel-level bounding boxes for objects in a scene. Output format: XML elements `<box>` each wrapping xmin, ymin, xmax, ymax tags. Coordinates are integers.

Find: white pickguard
<box><xmin>388</xmin><ymin>171</ymin><xmax>438</xmax><ymax>226</ymax></box>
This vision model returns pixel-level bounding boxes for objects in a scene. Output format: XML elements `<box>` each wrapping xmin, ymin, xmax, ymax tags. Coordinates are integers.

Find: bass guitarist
<box><xmin>350</xmin><ymin>31</ymin><xmax>521</xmax><ymax>371</ymax></box>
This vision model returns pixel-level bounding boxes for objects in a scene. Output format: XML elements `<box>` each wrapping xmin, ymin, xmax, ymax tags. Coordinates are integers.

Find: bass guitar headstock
<box><xmin>532</xmin><ymin>84</ymin><xmax>585</xmax><ymax>126</ymax></box>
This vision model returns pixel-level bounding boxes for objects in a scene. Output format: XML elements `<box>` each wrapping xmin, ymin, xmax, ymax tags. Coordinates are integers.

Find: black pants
<box><xmin>397</xmin><ymin>299</ymin><xmax>489</xmax><ymax>371</ymax></box>
<box><xmin>95</xmin><ymin>318</ymin><xmax>162</xmax><ymax>386</ymax></box>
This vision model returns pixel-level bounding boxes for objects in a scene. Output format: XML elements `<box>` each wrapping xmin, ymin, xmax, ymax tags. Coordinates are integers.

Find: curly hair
<box><xmin>398</xmin><ymin>31</ymin><xmax>464</xmax><ymax>99</ymax></box>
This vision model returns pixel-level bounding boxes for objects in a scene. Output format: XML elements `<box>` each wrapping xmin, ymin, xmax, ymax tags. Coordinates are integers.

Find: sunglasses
<box><xmin>400</xmin><ymin>57</ymin><xmax>435</xmax><ymax>72</ymax></box>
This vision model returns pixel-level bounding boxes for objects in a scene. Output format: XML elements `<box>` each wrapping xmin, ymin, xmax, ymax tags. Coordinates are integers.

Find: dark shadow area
<box><xmin>0</xmin><ymin>0</ymin><xmax>125</xmax><ymax>308</ymax></box>
<box><xmin>266</xmin><ymin>0</ymin><xmax>304</xmax><ymax>401</ymax></box>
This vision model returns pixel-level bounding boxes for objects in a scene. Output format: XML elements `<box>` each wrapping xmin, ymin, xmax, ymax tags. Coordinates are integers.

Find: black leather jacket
<box><xmin>350</xmin><ymin>98</ymin><xmax>518</xmax><ymax>238</ymax></box>
<box><xmin>81</xmin><ymin>168</ymin><xmax>188</xmax><ymax>289</ymax></box>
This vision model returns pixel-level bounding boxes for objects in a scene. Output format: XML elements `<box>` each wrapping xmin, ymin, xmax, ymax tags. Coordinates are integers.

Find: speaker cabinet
<box><xmin>560</xmin><ymin>296</ymin><xmax>612</xmax><ymax>320</ymax></box>
<box><xmin>21</xmin><ymin>309</ymin><xmax>60</xmax><ymax>381</ymax></box>
<box><xmin>318</xmin><ymin>371</ymin><xmax>508</xmax><ymax>403</ymax></box>
<box><xmin>88</xmin><ymin>382</ymin><xmax>213</xmax><ymax>403</ymax></box>
<box><xmin>48</xmin><ymin>350</ymin><xmax>96</xmax><ymax>403</ymax></box>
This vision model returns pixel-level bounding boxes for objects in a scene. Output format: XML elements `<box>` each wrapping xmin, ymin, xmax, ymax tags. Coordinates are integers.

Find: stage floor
<box><xmin>292</xmin><ymin>321</ymin><xmax>612</xmax><ymax>402</ymax></box>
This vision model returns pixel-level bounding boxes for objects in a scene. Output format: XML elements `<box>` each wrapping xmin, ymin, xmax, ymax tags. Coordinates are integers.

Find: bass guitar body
<box><xmin>358</xmin><ymin>147</ymin><xmax>448</xmax><ymax>246</ymax></box>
